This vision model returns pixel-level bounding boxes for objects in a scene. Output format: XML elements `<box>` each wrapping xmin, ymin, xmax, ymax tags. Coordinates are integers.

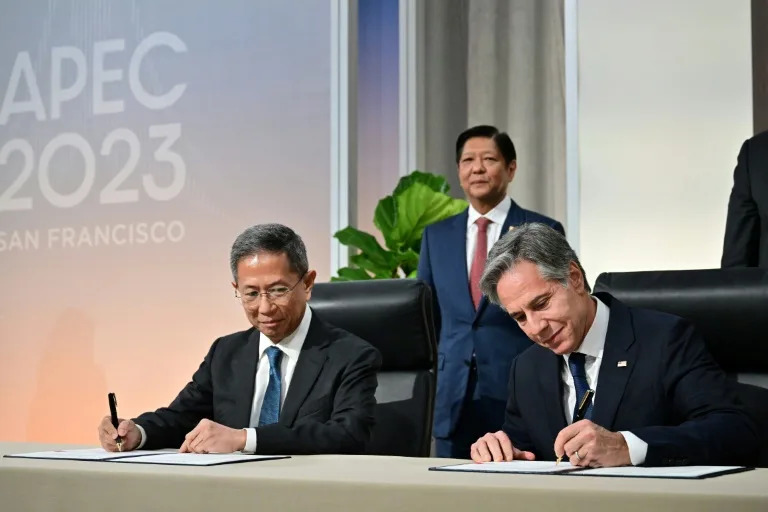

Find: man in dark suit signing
<box><xmin>471</xmin><ymin>223</ymin><xmax>758</xmax><ymax>467</ymax></box>
<box><xmin>722</xmin><ymin>130</ymin><xmax>768</xmax><ymax>268</ymax></box>
<box><xmin>98</xmin><ymin>223</ymin><xmax>381</xmax><ymax>454</ymax></box>
<box><xmin>418</xmin><ymin>125</ymin><xmax>564</xmax><ymax>458</ymax></box>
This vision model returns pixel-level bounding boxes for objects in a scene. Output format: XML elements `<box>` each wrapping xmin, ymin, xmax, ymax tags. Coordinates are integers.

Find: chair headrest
<box><xmin>310</xmin><ymin>279</ymin><xmax>437</xmax><ymax>371</ymax></box>
<box><xmin>594</xmin><ymin>268</ymin><xmax>768</xmax><ymax>372</ymax></box>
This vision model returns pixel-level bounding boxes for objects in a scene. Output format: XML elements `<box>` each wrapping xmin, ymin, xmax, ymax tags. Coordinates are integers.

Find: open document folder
<box><xmin>430</xmin><ymin>460</ymin><xmax>752</xmax><ymax>479</ymax></box>
<box><xmin>108</xmin><ymin>452</ymin><xmax>289</xmax><ymax>466</ymax></box>
<box><xmin>431</xmin><ymin>460</ymin><xmax>578</xmax><ymax>475</ymax></box>
<box><xmin>4</xmin><ymin>448</ymin><xmax>289</xmax><ymax>466</ymax></box>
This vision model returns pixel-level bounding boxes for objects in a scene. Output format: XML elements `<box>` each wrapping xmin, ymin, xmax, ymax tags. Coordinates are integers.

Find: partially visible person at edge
<box><xmin>722</xmin><ymin>130</ymin><xmax>768</xmax><ymax>268</ymax></box>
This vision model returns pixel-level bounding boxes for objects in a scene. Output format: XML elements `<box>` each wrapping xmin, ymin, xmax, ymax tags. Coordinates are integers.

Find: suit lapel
<box><xmin>591</xmin><ymin>294</ymin><xmax>638</xmax><ymax>429</ymax></box>
<box><xmin>474</xmin><ymin>201</ymin><xmax>525</xmax><ymax>319</ymax></box>
<box><xmin>500</xmin><ymin>199</ymin><xmax>525</xmax><ymax>234</ymax></box>
<box><xmin>537</xmin><ymin>349</ymin><xmax>568</xmax><ymax>439</ymax></box>
<box><xmin>233</xmin><ymin>329</ymin><xmax>261</xmax><ymax>427</ymax></box>
<box><xmin>279</xmin><ymin>315</ymin><xmax>329</xmax><ymax>426</ymax></box>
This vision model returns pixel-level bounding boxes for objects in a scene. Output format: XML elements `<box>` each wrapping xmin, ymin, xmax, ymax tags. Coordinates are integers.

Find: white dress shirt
<box><xmin>135</xmin><ymin>306</ymin><xmax>312</xmax><ymax>453</ymax></box>
<box><xmin>561</xmin><ymin>296</ymin><xmax>648</xmax><ymax>465</ymax></box>
<box><xmin>465</xmin><ymin>196</ymin><xmax>511</xmax><ymax>273</ymax></box>
<box><xmin>243</xmin><ymin>306</ymin><xmax>311</xmax><ymax>452</ymax></box>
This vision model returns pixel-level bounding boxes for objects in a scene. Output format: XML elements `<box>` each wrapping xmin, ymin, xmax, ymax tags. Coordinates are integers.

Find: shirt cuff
<box><xmin>135</xmin><ymin>423</ymin><xmax>147</xmax><ymax>450</ymax></box>
<box><xmin>243</xmin><ymin>428</ymin><xmax>257</xmax><ymax>453</ymax></box>
<box><xmin>620</xmin><ymin>431</ymin><xmax>648</xmax><ymax>465</ymax></box>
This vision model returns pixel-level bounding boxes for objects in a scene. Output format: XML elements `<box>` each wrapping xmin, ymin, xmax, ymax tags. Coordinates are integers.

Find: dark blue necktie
<box><xmin>258</xmin><ymin>346</ymin><xmax>283</xmax><ymax>426</ymax></box>
<box><xmin>568</xmin><ymin>352</ymin><xmax>593</xmax><ymax>422</ymax></box>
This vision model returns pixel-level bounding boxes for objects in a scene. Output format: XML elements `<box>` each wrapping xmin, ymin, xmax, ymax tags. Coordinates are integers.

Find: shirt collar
<box><xmin>258</xmin><ymin>305</ymin><xmax>312</xmax><ymax>361</ymax></box>
<box><xmin>573</xmin><ymin>296</ymin><xmax>610</xmax><ymax>359</ymax></box>
<box><xmin>467</xmin><ymin>196</ymin><xmax>511</xmax><ymax>228</ymax></box>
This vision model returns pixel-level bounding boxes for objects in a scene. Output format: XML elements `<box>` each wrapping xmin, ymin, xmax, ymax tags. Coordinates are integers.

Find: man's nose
<box><xmin>527</xmin><ymin>312</ymin><xmax>548</xmax><ymax>337</ymax></box>
<box><xmin>256</xmin><ymin>294</ymin><xmax>276</xmax><ymax>313</ymax></box>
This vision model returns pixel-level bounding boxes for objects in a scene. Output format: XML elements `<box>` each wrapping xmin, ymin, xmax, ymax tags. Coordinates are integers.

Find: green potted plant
<box><xmin>333</xmin><ymin>171</ymin><xmax>467</xmax><ymax>280</ymax></box>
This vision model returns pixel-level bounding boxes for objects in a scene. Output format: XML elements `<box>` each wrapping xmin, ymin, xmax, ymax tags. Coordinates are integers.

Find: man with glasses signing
<box><xmin>98</xmin><ymin>223</ymin><xmax>381</xmax><ymax>454</ymax></box>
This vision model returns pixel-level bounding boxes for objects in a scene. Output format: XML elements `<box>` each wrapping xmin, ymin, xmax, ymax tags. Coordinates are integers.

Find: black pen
<box><xmin>108</xmin><ymin>392</ymin><xmax>123</xmax><ymax>452</ymax></box>
<box><xmin>574</xmin><ymin>389</ymin><xmax>595</xmax><ymax>422</ymax></box>
<box><xmin>556</xmin><ymin>389</ymin><xmax>595</xmax><ymax>464</ymax></box>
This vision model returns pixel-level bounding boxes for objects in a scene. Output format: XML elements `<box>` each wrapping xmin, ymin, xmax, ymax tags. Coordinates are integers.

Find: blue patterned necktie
<box><xmin>258</xmin><ymin>346</ymin><xmax>283</xmax><ymax>426</ymax></box>
<box><xmin>568</xmin><ymin>352</ymin><xmax>593</xmax><ymax>422</ymax></box>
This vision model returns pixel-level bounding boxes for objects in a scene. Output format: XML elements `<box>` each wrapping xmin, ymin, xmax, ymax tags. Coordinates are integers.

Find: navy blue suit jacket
<box><xmin>722</xmin><ymin>130</ymin><xmax>768</xmax><ymax>268</ymax></box>
<box><xmin>418</xmin><ymin>200</ymin><xmax>564</xmax><ymax>438</ymax></box>
<box><xmin>503</xmin><ymin>293</ymin><xmax>758</xmax><ymax>466</ymax></box>
<box><xmin>134</xmin><ymin>314</ymin><xmax>381</xmax><ymax>454</ymax></box>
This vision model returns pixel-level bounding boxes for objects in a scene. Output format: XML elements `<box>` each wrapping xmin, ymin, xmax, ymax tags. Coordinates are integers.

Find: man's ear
<box><xmin>568</xmin><ymin>261</ymin><xmax>585</xmax><ymax>293</ymax></box>
<box><xmin>507</xmin><ymin>159</ymin><xmax>517</xmax><ymax>181</ymax></box>
<box><xmin>231</xmin><ymin>281</ymin><xmax>238</xmax><ymax>291</ymax></box>
<box><xmin>303</xmin><ymin>270</ymin><xmax>318</xmax><ymax>298</ymax></box>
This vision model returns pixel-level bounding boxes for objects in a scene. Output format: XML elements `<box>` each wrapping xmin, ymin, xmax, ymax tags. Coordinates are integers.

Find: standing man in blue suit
<box><xmin>418</xmin><ymin>125</ymin><xmax>565</xmax><ymax>458</ymax></box>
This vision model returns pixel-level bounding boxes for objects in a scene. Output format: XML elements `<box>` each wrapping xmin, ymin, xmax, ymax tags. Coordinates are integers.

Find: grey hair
<box><xmin>479</xmin><ymin>223</ymin><xmax>590</xmax><ymax>308</ymax></box>
<box><xmin>230</xmin><ymin>224</ymin><xmax>308</xmax><ymax>281</ymax></box>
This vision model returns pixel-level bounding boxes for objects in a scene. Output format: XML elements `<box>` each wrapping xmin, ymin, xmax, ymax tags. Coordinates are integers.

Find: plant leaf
<box><xmin>336</xmin><ymin>266</ymin><xmax>372</xmax><ymax>280</ymax></box>
<box><xmin>372</xmin><ymin>195</ymin><xmax>398</xmax><ymax>251</ymax></box>
<box><xmin>395</xmin><ymin>248</ymin><xmax>420</xmax><ymax>276</ymax></box>
<box><xmin>350</xmin><ymin>254</ymin><xmax>395</xmax><ymax>278</ymax></box>
<box><xmin>392</xmin><ymin>170</ymin><xmax>452</xmax><ymax>196</ymax></box>
<box><xmin>374</xmin><ymin>172</ymin><xmax>456</xmax><ymax>251</ymax></box>
<box><xmin>337</xmin><ymin>171</ymin><xmax>467</xmax><ymax>281</ymax></box>
<box><xmin>379</xmin><ymin>182</ymin><xmax>467</xmax><ymax>251</ymax></box>
<box><xmin>334</xmin><ymin>226</ymin><xmax>397</xmax><ymax>268</ymax></box>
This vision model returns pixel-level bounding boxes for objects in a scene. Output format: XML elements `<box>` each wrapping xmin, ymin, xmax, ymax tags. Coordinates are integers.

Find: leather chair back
<box><xmin>594</xmin><ymin>268</ymin><xmax>768</xmax><ymax>466</ymax></box>
<box><xmin>310</xmin><ymin>278</ymin><xmax>437</xmax><ymax>457</ymax></box>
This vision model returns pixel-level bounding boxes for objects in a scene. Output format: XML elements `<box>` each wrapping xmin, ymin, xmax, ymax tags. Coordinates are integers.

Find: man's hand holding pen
<box><xmin>553</xmin><ymin>419</ymin><xmax>631</xmax><ymax>467</ymax></box>
<box><xmin>98</xmin><ymin>416</ymin><xmax>141</xmax><ymax>452</ymax></box>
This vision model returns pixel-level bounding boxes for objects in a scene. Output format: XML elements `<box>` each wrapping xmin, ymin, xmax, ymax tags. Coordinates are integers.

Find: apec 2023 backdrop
<box><xmin>0</xmin><ymin>0</ymin><xmax>335</xmax><ymax>443</ymax></box>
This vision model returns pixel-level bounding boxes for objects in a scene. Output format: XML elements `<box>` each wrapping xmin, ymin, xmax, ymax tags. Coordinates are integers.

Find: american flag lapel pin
<box><xmin>617</xmin><ymin>360</ymin><xmax>628</xmax><ymax>367</ymax></box>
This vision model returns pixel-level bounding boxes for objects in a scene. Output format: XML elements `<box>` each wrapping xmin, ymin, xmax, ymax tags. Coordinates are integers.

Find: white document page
<box><xmin>109</xmin><ymin>452</ymin><xmax>288</xmax><ymax>466</ymax></box>
<box><xmin>432</xmin><ymin>460</ymin><xmax>577</xmax><ymax>474</ymax></box>
<box><xmin>571</xmin><ymin>465</ymin><xmax>747</xmax><ymax>479</ymax></box>
<box><xmin>4</xmin><ymin>448</ymin><xmax>172</xmax><ymax>461</ymax></box>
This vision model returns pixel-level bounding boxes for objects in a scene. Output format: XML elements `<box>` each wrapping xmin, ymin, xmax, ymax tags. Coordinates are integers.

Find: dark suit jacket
<box><xmin>418</xmin><ymin>200</ymin><xmax>564</xmax><ymax>438</ymax></box>
<box><xmin>134</xmin><ymin>311</ymin><xmax>382</xmax><ymax>454</ymax></box>
<box><xmin>722</xmin><ymin>131</ymin><xmax>768</xmax><ymax>267</ymax></box>
<box><xmin>502</xmin><ymin>293</ymin><xmax>758</xmax><ymax>466</ymax></box>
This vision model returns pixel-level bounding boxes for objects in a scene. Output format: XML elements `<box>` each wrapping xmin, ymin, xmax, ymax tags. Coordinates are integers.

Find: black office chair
<box><xmin>310</xmin><ymin>278</ymin><xmax>437</xmax><ymax>457</ymax></box>
<box><xmin>594</xmin><ymin>268</ymin><xmax>768</xmax><ymax>466</ymax></box>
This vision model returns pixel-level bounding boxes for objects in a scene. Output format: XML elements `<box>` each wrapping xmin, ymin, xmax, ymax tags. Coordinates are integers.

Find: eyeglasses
<box><xmin>235</xmin><ymin>271</ymin><xmax>307</xmax><ymax>304</ymax></box>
